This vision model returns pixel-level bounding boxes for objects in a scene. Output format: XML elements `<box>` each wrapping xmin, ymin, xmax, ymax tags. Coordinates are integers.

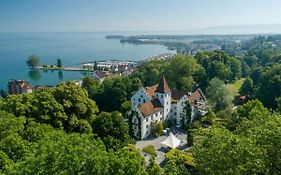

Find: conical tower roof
<box><xmin>156</xmin><ymin>76</ymin><xmax>171</xmax><ymax>93</ymax></box>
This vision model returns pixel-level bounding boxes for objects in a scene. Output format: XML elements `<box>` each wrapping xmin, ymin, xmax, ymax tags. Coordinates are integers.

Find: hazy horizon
<box><xmin>1</xmin><ymin>0</ymin><xmax>281</xmax><ymax>34</ymax></box>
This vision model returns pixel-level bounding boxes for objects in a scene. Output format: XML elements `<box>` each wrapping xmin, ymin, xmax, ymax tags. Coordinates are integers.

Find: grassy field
<box><xmin>226</xmin><ymin>78</ymin><xmax>245</xmax><ymax>97</ymax></box>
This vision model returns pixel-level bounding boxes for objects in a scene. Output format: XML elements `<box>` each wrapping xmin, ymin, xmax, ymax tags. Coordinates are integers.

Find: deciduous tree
<box><xmin>26</xmin><ymin>55</ymin><xmax>40</xmax><ymax>68</ymax></box>
<box><xmin>206</xmin><ymin>78</ymin><xmax>233</xmax><ymax>112</ymax></box>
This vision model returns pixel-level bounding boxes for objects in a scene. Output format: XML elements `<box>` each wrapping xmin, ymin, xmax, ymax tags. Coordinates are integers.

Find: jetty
<box><xmin>34</xmin><ymin>66</ymin><xmax>92</xmax><ymax>72</ymax></box>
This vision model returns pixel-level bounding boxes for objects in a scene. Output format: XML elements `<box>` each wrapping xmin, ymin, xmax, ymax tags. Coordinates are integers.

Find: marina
<box><xmin>0</xmin><ymin>32</ymin><xmax>174</xmax><ymax>90</ymax></box>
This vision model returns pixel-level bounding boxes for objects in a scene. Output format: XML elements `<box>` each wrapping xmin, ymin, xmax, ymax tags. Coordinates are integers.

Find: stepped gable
<box><xmin>144</xmin><ymin>84</ymin><xmax>158</xmax><ymax>98</ymax></box>
<box><xmin>155</xmin><ymin>76</ymin><xmax>171</xmax><ymax>93</ymax></box>
<box><xmin>138</xmin><ymin>99</ymin><xmax>163</xmax><ymax>117</ymax></box>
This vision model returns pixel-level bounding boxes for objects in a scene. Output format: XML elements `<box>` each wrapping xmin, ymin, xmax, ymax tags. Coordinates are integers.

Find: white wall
<box><xmin>131</xmin><ymin>88</ymin><xmax>151</xmax><ymax>111</ymax></box>
<box><xmin>156</xmin><ymin>92</ymin><xmax>171</xmax><ymax>120</ymax></box>
<box><xmin>140</xmin><ymin>109</ymin><xmax>164</xmax><ymax>140</ymax></box>
<box><xmin>170</xmin><ymin>96</ymin><xmax>188</xmax><ymax>125</ymax></box>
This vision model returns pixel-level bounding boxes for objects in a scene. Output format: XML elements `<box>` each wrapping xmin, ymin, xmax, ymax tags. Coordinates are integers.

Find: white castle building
<box><xmin>130</xmin><ymin>76</ymin><xmax>207</xmax><ymax>140</ymax></box>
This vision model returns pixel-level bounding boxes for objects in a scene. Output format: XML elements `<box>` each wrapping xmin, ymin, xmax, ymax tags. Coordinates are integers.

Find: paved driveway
<box><xmin>136</xmin><ymin>127</ymin><xmax>187</xmax><ymax>166</ymax></box>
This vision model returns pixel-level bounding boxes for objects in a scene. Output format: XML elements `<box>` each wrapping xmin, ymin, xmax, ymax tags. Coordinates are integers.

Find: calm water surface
<box><xmin>0</xmin><ymin>32</ymin><xmax>173</xmax><ymax>90</ymax></box>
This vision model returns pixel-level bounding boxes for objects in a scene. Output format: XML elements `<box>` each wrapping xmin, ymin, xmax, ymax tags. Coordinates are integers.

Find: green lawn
<box><xmin>226</xmin><ymin>78</ymin><xmax>245</xmax><ymax>97</ymax></box>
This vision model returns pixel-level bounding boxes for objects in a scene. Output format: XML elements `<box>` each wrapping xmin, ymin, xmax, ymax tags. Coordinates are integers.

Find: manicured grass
<box><xmin>226</xmin><ymin>78</ymin><xmax>245</xmax><ymax>96</ymax></box>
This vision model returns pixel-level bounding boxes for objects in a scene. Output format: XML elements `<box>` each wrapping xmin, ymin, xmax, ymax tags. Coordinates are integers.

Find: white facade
<box><xmin>155</xmin><ymin>91</ymin><xmax>171</xmax><ymax>120</ymax></box>
<box><xmin>131</xmin><ymin>88</ymin><xmax>151</xmax><ymax>111</ymax></box>
<box><xmin>131</xmin><ymin>77</ymin><xmax>207</xmax><ymax>140</ymax></box>
<box><xmin>130</xmin><ymin>77</ymin><xmax>190</xmax><ymax>140</ymax></box>
<box><xmin>132</xmin><ymin>106</ymin><xmax>164</xmax><ymax>139</ymax></box>
<box><xmin>131</xmin><ymin>89</ymin><xmax>187</xmax><ymax>140</ymax></box>
<box><xmin>170</xmin><ymin>95</ymin><xmax>188</xmax><ymax>125</ymax></box>
<box><xmin>141</xmin><ymin>110</ymin><xmax>164</xmax><ymax>139</ymax></box>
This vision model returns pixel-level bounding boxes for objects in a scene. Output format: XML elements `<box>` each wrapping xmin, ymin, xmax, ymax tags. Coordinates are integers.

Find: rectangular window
<box><xmin>138</xmin><ymin>98</ymin><xmax>141</xmax><ymax>102</ymax></box>
<box><xmin>161</xmin><ymin>94</ymin><xmax>163</xmax><ymax>98</ymax></box>
<box><xmin>143</xmin><ymin>99</ymin><xmax>145</xmax><ymax>103</ymax></box>
<box><xmin>146</xmin><ymin>118</ymin><xmax>148</xmax><ymax>122</ymax></box>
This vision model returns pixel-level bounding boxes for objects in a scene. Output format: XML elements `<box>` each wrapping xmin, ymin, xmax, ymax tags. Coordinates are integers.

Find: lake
<box><xmin>0</xmin><ymin>32</ymin><xmax>173</xmax><ymax>90</ymax></box>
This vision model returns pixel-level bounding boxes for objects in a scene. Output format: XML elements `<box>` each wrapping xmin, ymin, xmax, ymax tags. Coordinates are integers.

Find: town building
<box><xmin>8</xmin><ymin>80</ymin><xmax>33</xmax><ymax>94</ymax></box>
<box><xmin>130</xmin><ymin>76</ymin><xmax>207</xmax><ymax>140</ymax></box>
<box><xmin>90</xmin><ymin>70</ymin><xmax>114</xmax><ymax>82</ymax></box>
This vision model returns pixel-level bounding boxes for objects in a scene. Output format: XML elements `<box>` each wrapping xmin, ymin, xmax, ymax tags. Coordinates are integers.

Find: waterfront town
<box><xmin>4</xmin><ymin>53</ymin><xmax>174</xmax><ymax>95</ymax></box>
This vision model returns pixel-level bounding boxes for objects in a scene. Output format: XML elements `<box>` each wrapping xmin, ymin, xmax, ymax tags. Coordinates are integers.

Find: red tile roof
<box><xmin>188</xmin><ymin>89</ymin><xmax>206</xmax><ymax>103</ymax></box>
<box><xmin>138</xmin><ymin>99</ymin><xmax>163</xmax><ymax>117</ymax></box>
<box><xmin>145</xmin><ymin>83</ymin><xmax>185</xmax><ymax>101</ymax></box>
<box><xmin>144</xmin><ymin>84</ymin><xmax>158</xmax><ymax>98</ymax></box>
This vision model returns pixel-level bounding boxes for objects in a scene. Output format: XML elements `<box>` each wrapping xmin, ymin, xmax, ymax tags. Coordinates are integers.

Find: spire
<box><xmin>156</xmin><ymin>76</ymin><xmax>171</xmax><ymax>93</ymax></box>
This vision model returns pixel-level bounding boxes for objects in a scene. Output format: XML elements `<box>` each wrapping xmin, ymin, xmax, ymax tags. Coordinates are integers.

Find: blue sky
<box><xmin>1</xmin><ymin>0</ymin><xmax>281</xmax><ymax>33</ymax></box>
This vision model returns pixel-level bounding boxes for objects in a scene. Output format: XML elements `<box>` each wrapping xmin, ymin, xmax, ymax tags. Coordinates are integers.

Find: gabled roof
<box><xmin>188</xmin><ymin>89</ymin><xmax>207</xmax><ymax>112</ymax></box>
<box><xmin>155</xmin><ymin>76</ymin><xmax>171</xmax><ymax>93</ymax></box>
<box><xmin>144</xmin><ymin>84</ymin><xmax>158</xmax><ymax>98</ymax></box>
<box><xmin>171</xmin><ymin>90</ymin><xmax>186</xmax><ymax>101</ymax></box>
<box><xmin>138</xmin><ymin>99</ymin><xmax>163</xmax><ymax>117</ymax></box>
<box><xmin>188</xmin><ymin>89</ymin><xmax>206</xmax><ymax>103</ymax></box>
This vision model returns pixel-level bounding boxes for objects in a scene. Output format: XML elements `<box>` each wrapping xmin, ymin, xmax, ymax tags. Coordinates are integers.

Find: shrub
<box><xmin>192</xmin><ymin>120</ymin><xmax>201</xmax><ymax>129</ymax></box>
<box><xmin>142</xmin><ymin>145</ymin><xmax>157</xmax><ymax>157</ymax></box>
<box><xmin>152</xmin><ymin>122</ymin><xmax>163</xmax><ymax>137</ymax></box>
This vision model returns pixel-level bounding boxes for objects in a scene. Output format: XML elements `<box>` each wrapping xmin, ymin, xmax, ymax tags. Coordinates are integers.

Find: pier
<box><xmin>34</xmin><ymin>66</ymin><xmax>92</xmax><ymax>72</ymax></box>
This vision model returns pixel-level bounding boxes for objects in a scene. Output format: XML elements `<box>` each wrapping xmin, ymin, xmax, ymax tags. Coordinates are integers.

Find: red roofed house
<box><xmin>8</xmin><ymin>80</ymin><xmax>33</xmax><ymax>94</ymax></box>
<box><xmin>131</xmin><ymin>76</ymin><xmax>207</xmax><ymax>140</ymax></box>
